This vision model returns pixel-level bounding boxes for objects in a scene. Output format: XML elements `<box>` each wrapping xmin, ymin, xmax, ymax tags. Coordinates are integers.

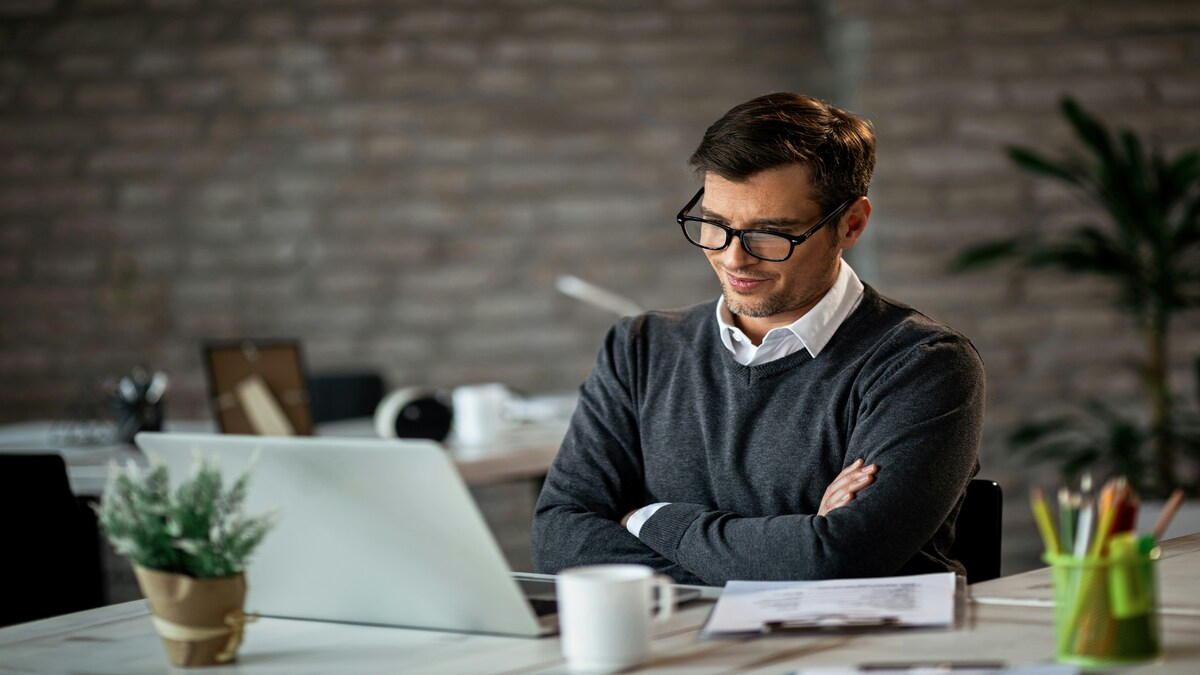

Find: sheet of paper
<box><xmin>702</xmin><ymin>572</ymin><xmax>957</xmax><ymax>636</ymax></box>
<box><xmin>791</xmin><ymin>666</ymin><xmax>1078</xmax><ymax>675</ymax></box>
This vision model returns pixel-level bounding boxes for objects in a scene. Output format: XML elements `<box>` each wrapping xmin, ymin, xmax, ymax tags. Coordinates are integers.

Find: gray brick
<box><xmin>274</xmin><ymin>44</ymin><xmax>330</xmax><ymax>70</ymax></box>
<box><xmin>0</xmin><ymin>0</ymin><xmax>55</xmax><ymax>16</ymax></box>
<box><xmin>960</xmin><ymin>8</ymin><xmax>1071</xmax><ymax>37</ymax></box>
<box><xmin>258</xmin><ymin>209</ymin><xmax>316</xmax><ymax>236</ymax></box>
<box><xmin>107</xmin><ymin>113</ymin><xmax>203</xmax><ymax>142</ymax></box>
<box><xmin>197</xmin><ymin>45</ymin><xmax>264</xmax><ymax>71</ymax></box>
<box><xmin>86</xmin><ymin>148</ymin><xmax>162</xmax><ymax>175</ymax></box>
<box><xmin>1115</xmin><ymin>38</ymin><xmax>1189</xmax><ymax>70</ymax></box>
<box><xmin>32</xmin><ymin>253</ymin><xmax>101</xmax><ymax>282</ymax></box>
<box><xmin>75</xmin><ymin>82</ymin><xmax>145</xmax><ymax>110</ymax></box>
<box><xmin>361</xmin><ymin>133</ymin><xmax>414</xmax><ymax>161</ymax></box>
<box><xmin>0</xmin><ymin>153</ymin><xmax>75</xmax><ymax>179</ymax></box>
<box><xmin>57</xmin><ymin>53</ymin><xmax>118</xmax><ymax>77</ymax></box>
<box><xmin>0</xmin><ymin>256</ymin><xmax>20</xmax><ymax>281</ymax></box>
<box><xmin>1158</xmin><ymin>74</ymin><xmax>1200</xmax><ymax>104</ymax></box>
<box><xmin>1081</xmin><ymin>2</ymin><xmax>1200</xmax><ymax>32</ymax></box>
<box><xmin>245</xmin><ymin>11</ymin><xmax>299</xmax><ymax>39</ymax></box>
<box><xmin>421</xmin><ymin>42</ymin><xmax>478</xmax><ymax>67</ymax></box>
<box><xmin>390</xmin><ymin>9</ymin><xmax>475</xmax><ymax>34</ymax></box>
<box><xmin>0</xmin><ymin>348</ymin><xmax>51</xmax><ymax>375</ymax></box>
<box><xmin>233</xmin><ymin>73</ymin><xmax>301</xmax><ymax>106</ymax></box>
<box><xmin>308</xmin><ymin>13</ymin><xmax>376</xmax><ymax>40</ymax></box>
<box><xmin>0</xmin><ymin>182</ymin><xmax>109</xmax><ymax>213</ymax></box>
<box><xmin>159</xmin><ymin>78</ymin><xmax>230</xmax><ymax>107</ymax></box>
<box><xmin>130</xmin><ymin>49</ymin><xmax>189</xmax><ymax>75</ymax></box>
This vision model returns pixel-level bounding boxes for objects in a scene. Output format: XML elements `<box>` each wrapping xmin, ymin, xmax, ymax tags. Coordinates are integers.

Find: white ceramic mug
<box><xmin>557</xmin><ymin>564</ymin><xmax>675</xmax><ymax>673</ymax></box>
<box><xmin>451</xmin><ymin>383</ymin><xmax>512</xmax><ymax>445</ymax></box>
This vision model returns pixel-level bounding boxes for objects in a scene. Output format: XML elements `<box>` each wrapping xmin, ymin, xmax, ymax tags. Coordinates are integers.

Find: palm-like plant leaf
<box><xmin>952</xmin><ymin>95</ymin><xmax>1200</xmax><ymax>494</ymax></box>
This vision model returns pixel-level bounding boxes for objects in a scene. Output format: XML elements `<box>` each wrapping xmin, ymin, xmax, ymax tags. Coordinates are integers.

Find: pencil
<box><xmin>1152</xmin><ymin>488</ymin><xmax>1186</xmax><ymax>540</ymax></box>
<box><xmin>1030</xmin><ymin>487</ymin><xmax>1060</xmax><ymax>556</ymax></box>
<box><xmin>1088</xmin><ymin>480</ymin><xmax>1119</xmax><ymax>559</ymax></box>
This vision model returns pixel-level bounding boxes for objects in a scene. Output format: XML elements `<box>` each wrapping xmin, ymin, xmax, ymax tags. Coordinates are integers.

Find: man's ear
<box><xmin>838</xmin><ymin>197</ymin><xmax>871</xmax><ymax>250</ymax></box>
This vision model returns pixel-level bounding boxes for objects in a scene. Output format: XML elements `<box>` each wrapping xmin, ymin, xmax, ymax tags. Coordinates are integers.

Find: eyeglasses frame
<box><xmin>675</xmin><ymin>187</ymin><xmax>857</xmax><ymax>262</ymax></box>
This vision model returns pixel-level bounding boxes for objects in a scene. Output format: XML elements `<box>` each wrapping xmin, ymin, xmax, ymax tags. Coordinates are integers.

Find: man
<box><xmin>531</xmin><ymin>93</ymin><xmax>985</xmax><ymax>586</ymax></box>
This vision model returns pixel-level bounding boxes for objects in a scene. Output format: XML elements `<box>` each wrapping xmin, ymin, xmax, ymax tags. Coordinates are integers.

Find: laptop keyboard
<box><xmin>528</xmin><ymin>598</ymin><xmax>558</xmax><ymax>617</ymax></box>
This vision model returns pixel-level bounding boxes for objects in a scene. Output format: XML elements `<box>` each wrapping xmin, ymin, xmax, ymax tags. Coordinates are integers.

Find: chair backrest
<box><xmin>307</xmin><ymin>372</ymin><xmax>386</xmax><ymax>424</ymax></box>
<box><xmin>950</xmin><ymin>478</ymin><xmax>1003</xmax><ymax>584</ymax></box>
<box><xmin>0</xmin><ymin>454</ymin><xmax>105</xmax><ymax>626</ymax></box>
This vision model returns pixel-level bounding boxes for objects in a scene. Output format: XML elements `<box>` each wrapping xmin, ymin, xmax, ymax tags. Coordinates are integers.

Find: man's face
<box><xmin>700</xmin><ymin>164</ymin><xmax>847</xmax><ymax>331</ymax></box>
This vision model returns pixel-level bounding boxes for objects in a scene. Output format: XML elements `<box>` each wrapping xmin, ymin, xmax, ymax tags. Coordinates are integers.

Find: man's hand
<box><xmin>818</xmin><ymin>458</ymin><xmax>878</xmax><ymax>516</ymax></box>
<box><xmin>620</xmin><ymin>509</ymin><xmax>637</xmax><ymax>527</ymax></box>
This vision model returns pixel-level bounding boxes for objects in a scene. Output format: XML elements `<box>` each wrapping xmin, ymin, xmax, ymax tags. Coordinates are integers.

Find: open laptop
<box><xmin>135</xmin><ymin>432</ymin><xmax>698</xmax><ymax>638</ymax></box>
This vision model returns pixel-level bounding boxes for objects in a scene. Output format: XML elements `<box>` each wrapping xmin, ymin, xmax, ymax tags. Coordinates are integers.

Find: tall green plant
<box><xmin>953</xmin><ymin>97</ymin><xmax>1200</xmax><ymax>496</ymax></box>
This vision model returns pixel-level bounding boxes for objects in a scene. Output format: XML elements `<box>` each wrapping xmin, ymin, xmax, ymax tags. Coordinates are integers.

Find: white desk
<box><xmin>3</xmin><ymin>535</ymin><xmax>1198</xmax><ymax>674</ymax></box>
<box><xmin>0</xmin><ymin>418</ymin><xmax>566</xmax><ymax>496</ymax></box>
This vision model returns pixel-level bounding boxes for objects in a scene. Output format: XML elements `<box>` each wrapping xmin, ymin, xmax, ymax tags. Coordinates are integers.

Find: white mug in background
<box><xmin>450</xmin><ymin>383</ymin><xmax>513</xmax><ymax>445</ymax></box>
<box><xmin>557</xmin><ymin>564</ymin><xmax>675</xmax><ymax>673</ymax></box>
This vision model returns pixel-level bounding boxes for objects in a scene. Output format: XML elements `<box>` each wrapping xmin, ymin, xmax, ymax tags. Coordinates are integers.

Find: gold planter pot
<box><xmin>133</xmin><ymin>566</ymin><xmax>252</xmax><ymax>667</ymax></box>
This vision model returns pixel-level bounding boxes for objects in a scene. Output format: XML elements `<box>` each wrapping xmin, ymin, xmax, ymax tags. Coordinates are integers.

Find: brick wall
<box><xmin>0</xmin><ymin>0</ymin><xmax>833</xmax><ymax>422</ymax></box>
<box><xmin>3</xmin><ymin>0</ymin><xmax>1200</xmax><ymax>576</ymax></box>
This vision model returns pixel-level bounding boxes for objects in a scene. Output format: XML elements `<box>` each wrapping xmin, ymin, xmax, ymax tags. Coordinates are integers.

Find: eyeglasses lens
<box><xmin>683</xmin><ymin>220</ymin><xmax>792</xmax><ymax>261</ymax></box>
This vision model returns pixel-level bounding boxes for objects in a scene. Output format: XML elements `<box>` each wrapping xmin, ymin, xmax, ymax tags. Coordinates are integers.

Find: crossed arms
<box><xmin>530</xmin><ymin>317</ymin><xmax>985</xmax><ymax>586</ymax></box>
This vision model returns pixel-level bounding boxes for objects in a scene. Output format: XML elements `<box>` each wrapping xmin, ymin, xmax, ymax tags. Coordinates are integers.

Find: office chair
<box><xmin>306</xmin><ymin>372</ymin><xmax>386</xmax><ymax>424</ymax></box>
<box><xmin>0</xmin><ymin>454</ymin><xmax>105</xmax><ymax>627</ymax></box>
<box><xmin>950</xmin><ymin>478</ymin><xmax>1003</xmax><ymax>584</ymax></box>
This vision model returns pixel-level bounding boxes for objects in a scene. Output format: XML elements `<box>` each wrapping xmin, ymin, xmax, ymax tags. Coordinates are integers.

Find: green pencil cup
<box><xmin>1045</xmin><ymin>547</ymin><xmax>1161</xmax><ymax>666</ymax></box>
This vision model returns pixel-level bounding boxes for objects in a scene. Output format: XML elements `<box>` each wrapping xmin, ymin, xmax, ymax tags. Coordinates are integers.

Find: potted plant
<box><xmin>953</xmin><ymin>96</ymin><xmax>1200</xmax><ymax>498</ymax></box>
<box><xmin>95</xmin><ymin>454</ymin><xmax>277</xmax><ymax>667</ymax></box>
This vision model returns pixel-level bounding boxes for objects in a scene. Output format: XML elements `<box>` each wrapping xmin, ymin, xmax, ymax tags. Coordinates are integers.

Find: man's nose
<box><xmin>720</xmin><ymin>234</ymin><xmax>757</xmax><ymax>267</ymax></box>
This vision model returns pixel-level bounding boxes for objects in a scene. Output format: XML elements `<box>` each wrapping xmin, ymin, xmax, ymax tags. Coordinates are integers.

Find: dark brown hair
<box><xmin>688</xmin><ymin>93</ymin><xmax>875</xmax><ymax>212</ymax></box>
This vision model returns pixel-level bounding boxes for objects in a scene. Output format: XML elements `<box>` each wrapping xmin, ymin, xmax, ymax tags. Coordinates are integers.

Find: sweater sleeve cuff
<box><xmin>626</xmin><ymin>502</ymin><xmax>670</xmax><ymax>538</ymax></box>
<box><xmin>637</xmin><ymin>502</ymin><xmax>706</xmax><ymax>560</ymax></box>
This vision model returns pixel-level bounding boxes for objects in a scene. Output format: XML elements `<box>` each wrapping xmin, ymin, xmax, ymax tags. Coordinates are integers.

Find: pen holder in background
<box><xmin>1045</xmin><ymin>548</ymin><xmax>1161</xmax><ymax>666</ymax></box>
<box><xmin>111</xmin><ymin>395</ymin><xmax>164</xmax><ymax>444</ymax></box>
<box><xmin>109</xmin><ymin>369</ymin><xmax>169</xmax><ymax>444</ymax></box>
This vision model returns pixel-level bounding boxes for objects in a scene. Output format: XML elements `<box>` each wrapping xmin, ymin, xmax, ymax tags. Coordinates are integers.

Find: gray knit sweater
<box><xmin>531</xmin><ymin>285</ymin><xmax>985</xmax><ymax>586</ymax></box>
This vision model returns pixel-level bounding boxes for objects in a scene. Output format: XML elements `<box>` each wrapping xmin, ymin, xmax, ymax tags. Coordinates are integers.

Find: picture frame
<box><xmin>201</xmin><ymin>339</ymin><xmax>313</xmax><ymax>436</ymax></box>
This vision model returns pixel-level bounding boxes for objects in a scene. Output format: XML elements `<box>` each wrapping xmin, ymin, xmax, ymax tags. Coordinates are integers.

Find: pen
<box><xmin>1072</xmin><ymin>473</ymin><xmax>1095</xmax><ymax>559</ymax></box>
<box><xmin>118</xmin><ymin>377</ymin><xmax>139</xmax><ymax>403</ymax></box>
<box><xmin>858</xmin><ymin>662</ymin><xmax>1006</xmax><ymax>671</ymax></box>
<box><xmin>1057</xmin><ymin>486</ymin><xmax>1076</xmax><ymax>553</ymax></box>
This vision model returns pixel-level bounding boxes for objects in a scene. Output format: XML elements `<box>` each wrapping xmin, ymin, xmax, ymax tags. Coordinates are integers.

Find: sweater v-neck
<box><xmin>715</xmin><ymin>285</ymin><xmax>882</xmax><ymax>385</ymax></box>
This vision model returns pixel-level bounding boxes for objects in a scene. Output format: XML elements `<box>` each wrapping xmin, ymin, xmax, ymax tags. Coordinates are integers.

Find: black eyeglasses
<box><xmin>675</xmin><ymin>187</ymin><xmax>856</xmax><ymax>262</ymax></box>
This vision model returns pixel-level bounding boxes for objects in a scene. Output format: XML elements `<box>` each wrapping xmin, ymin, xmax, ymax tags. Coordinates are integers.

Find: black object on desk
<box><xmin>950</xmin><ymin>479</ymin><xmax>1004</xmax><ymax>584</ymax></box>
<box><xmin>307</xmin><ymin>372</ymin><xmax>385</xmax><ymax>424</ymax></box>
<box><xmin>0</xmin><ymin>454</ymin><xmax>105</xmax><ymax>627</ymax></box>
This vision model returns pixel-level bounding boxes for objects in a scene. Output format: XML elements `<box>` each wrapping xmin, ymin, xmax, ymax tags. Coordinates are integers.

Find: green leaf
<box><xmin>1006</xmin><ymin>146</ymin><xmax>1083</xmax><ymax>185</ymax></box>
<box><xmin>949</xmin><ymin>239</ymin><xmax>1022</xmax><ymax>272</ymax></box>
<box><xmin>1061</xmin><ymin>97</ymin><xmax>1116</xmax><ymax>165</ymax></box>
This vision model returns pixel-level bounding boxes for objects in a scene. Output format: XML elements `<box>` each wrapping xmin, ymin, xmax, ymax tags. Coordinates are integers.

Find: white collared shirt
<box><xmin>716</xmin><ymin>259</ymin><xmax>865</xmax><ymax>366</ymax></box>
<box><xmin>625</xmin><ymin>260</ymin><xmax>865</xmax><ymax>538</ymax></box>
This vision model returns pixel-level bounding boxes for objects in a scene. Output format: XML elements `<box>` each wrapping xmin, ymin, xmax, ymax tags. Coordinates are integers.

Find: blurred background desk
<box><xmin>0</xmin><ymin>418</ymin><xmax>567</xmax><ymax>495</ymax></box>
<box><xmin>0</xmin><ymin>419</ymin><xmax>566</xmax><ymax>615</ymax></box>
<box><xmin>3</xmin><ymin>535</ymin><xmax>1198</xmax><ymax>674</ymax></box>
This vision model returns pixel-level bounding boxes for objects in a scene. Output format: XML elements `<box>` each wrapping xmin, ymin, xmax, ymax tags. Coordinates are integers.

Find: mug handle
<box><xmin>651</xmin><ymin>574</ymin><xmax>675</xmax><ymax>623</ymax></box>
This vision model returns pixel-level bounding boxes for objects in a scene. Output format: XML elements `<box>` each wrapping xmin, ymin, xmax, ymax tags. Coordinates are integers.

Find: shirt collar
<box><xmin>716</xmin><ymin>260</ymin><xmax>864</xmax><ymax>360</ymax></box>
